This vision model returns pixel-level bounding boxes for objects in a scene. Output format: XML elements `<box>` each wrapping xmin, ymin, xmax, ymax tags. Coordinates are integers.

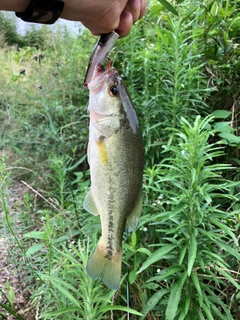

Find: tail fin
<box><xmin>86</xmin><ymin>241</ymin><xmax>122</xmax><ymax>290</ymax></box>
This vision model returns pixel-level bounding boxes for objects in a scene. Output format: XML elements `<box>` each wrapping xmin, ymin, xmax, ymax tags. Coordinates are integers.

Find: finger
<box><xmin>124</xmin><ymin>0</ymin><xmax>141</xmax><ymax>24</ymax></box>
<box><xmin>90</xmin><ymin>27</ymin><xmax>116</xmax><ymax>36</ymax></box>
<box><xmin>116</xmin><ymin>9</ymin><xmax>133</xmax><ymax>38</ymax></box>
<box><xmin>84</xmin><ymin>17</ymin><xmax>121</xmax><ymax>36</ymax></box>
<box><xmin>140</xmin><ymin>0</ymin><xmax>146</xmax><ymax>19</ymax></box>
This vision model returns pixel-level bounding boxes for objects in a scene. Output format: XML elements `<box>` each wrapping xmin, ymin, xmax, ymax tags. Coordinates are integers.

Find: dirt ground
<box><xmin>0</xmin><ymin>181</ymin><xmax>36</xmax><ymax>320</ymax></box>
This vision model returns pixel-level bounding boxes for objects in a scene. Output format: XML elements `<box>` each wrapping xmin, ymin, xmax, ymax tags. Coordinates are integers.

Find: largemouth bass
<box><xmin>84</xmin><ymin>64</ymin><xmax>144</xmax><ymax>290</ymax></box>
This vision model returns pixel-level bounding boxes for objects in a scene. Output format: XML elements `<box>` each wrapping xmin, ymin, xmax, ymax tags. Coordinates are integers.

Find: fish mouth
<box><xmin>88</xmin><ymin>64</ymin><xmax>118</xmax><ymax>92</ymax></box>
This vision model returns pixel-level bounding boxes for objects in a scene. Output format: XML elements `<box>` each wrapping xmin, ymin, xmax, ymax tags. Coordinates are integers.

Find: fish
<box><xmin>83</xmin><ymin>63</ymin><xmax>144</xmax><ymax>290</ymax></box>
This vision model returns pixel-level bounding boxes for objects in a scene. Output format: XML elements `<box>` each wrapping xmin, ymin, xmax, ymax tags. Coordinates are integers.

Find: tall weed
<box><xmin>139</xmin><ymin>115</ymin><xmax>240</xmax><ymax>319</ymax></box>
<box><xmin>199</xmin><ymin>0</ymin><xmax>240</xmax><ymax>168</ymax></box>
<box><xmin>116</xmin><ymin>2</ymin><xmax>213</xmax><ymax>166</ymax></box>
<box><xmin>0</xmin><ymin>28</ymin><xmax>91</xmax><ymax>180</ymax></box>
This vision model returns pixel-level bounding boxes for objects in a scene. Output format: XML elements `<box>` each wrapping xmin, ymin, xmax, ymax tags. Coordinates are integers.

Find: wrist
<box><xmin>15</xmin><ymin>0</ymin><xmax>65</xmax><ymax>25</ymax></box>
<box><xmin>0</xmin><ymin>0</ymin><xmax>31</xmax><ymax>11</ymax></box>
<box><xmin>60</xmin><ymin>0</ymin><xmax>85</xmax><ymax>21</ymax></box>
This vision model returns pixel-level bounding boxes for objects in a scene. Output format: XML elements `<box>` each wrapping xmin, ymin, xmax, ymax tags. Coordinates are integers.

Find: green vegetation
<box><xmin>0</xmin><ymin>1</ymin><xmax>239</xmax><ymax>319</ymax></box>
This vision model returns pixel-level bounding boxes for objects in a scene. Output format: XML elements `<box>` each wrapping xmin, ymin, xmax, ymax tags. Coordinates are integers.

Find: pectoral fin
<box><xmin>96</xmin><ymin>139</ymin><xmax>108</xmax><ymax>167</ymax></box>
<box><xmin>83</xmin><ymin>189</ymin><xmax>100</xmax><ymax>216</ymax></box>
<box><xmin>126</xmin><ymin>191</ymin><xmax>142</xmax><ymax>232</ymax></box>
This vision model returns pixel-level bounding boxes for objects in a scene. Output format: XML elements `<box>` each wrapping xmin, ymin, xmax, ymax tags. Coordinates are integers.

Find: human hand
<box><xmin>1</xmin><ymin>0</ymin><xmax>146</xmax><ymax>38</ymax></box>
<box><xmin>61</xmin><ymin>0</ymin><xmax>146</xmax><ymax>38</ymax></box>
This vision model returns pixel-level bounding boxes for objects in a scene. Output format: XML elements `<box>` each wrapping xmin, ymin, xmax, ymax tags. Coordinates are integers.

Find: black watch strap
<box><xmin>16</xmin><ymin>0</ymin><xmax>65</xmax><ymax>25</ymax></box>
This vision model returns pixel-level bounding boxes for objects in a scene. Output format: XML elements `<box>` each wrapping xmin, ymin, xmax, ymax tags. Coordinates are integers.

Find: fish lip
<box><xmin>88</xmin><ymin>64</ymin><xmax>118</xmax><ymax>92</ymax></box>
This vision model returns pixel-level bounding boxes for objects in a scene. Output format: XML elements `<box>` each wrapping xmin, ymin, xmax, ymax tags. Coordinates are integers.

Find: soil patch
<box><xmin>0</xmin><ymin>181</ymin><xmax>36</xmax><ymax>320</ymax></box>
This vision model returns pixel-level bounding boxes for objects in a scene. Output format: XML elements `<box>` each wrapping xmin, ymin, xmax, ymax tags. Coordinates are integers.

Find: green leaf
<box><xmin>191</xmin><ymin>271</ymin><xmax>203</xmax><ymax>307</ymax></box>
<box><xmin>215</xmin><ymin>266</ymin><xmax>240</xmax><ymax>290</ymax></box>
<box><xmin>165</xmin><ymin>271</ymin><xmax>188</xmax><ymax>320</ymax></box>
<box><xmin>129</xmin><ymin>269</ymin><xmax>138</xmax><ymax>284</ymax></box>
<box><xmin>26</xmin><ymin>243</ymin><xmax>44</xmax><ymax>257</ymax></box>
<box><xmin>137</xmin><ymin>244</ymin><xmax>175</xmax><ymax>274</ymax></box>
<box><xmin>148</xmin><ymin>266</ymin><xmax>183</xmax><ymax>282</ymax></box>
<box><xmin>23</xmin><ymin>231</ymin><xmax>44</xmax><ymax>239</ymax></box>
<box><xmin>209</xmin><ymin>218</ymin><xmax>238</xmax><ymax>245</ymax></box>
<box><xmin>140</xmin><ymin>289</ymin><xmax>169</xmax><ymax>318</ymax></box>
<box><xmin>219</xmin><ymin>132</ymin><xmax>240</xmax><ymax>145</ymax></box>
<box><xmin>0</xmin><ymin>312</ymin><xmax>7</xmax><ymax>319</ymax></box>
<box><xmin>214</xmin><ymin>239</ymin><xmax>240</xmax><ymax>261</ymax></box>
<box><xmin>202</xmin><ymin>302</ymin><xmax>214</xmax><ymax>320</ymax></box>
<box><xmin>67</xmin><ymin>154</ymin><xmax>86</xmax><ymax>171</ymax></box>
<box><xmin>44</xmin><ymin>306</ymin><xmax>82</xmax><ymax>317</ymax></box>
<box><xmin>158</xmin><ymin>0</ymin><xmax>178</xmax><ymax>15</ymax></box>
<box><xmin>6</xmin><ymin>286</ymin><xmax>15</xmax><ymax>307</ymax></box>
<box><xmin>136</xmin><ymin>247</ymin><xmax>152</xmax><ymax>256</ymax></box>
<box><xmin>214</xmin><ymin>121</ymin><xmax>233</xmax><ymax>131</ymax></box>
<box><xmin>42</xmin><ymin>275</ymin><xmax>82</xmax><ymax>308</ymax></box>
<box><xmin>179</xmin><ymin>244</ymin><xmax>187</xmax><ymax>265</ymax></box>
<box><xmin>122</xmin><ymin>242</ymin><xmax>136</xmax><ymax>252</ymax></box>
<box><xmin>210</xmin><ymin>293</ymin><xmax>234</xmax><ymax>320</ymax></box>
<box><xmin>178</xmin><ymin>295</ymin><xmax>191</xmax><ymax>320</ymax></box>
<box><xmin>100</xmin><ymin>305</ymin><xmax>143</xmax><ymax>316</ymax></box>
<box><xmin>211</xmin><ymin>110</ymin><xmax>232</xmax><ymax>118</ymax></box>
<box><xmin>130</xmin><ymin>231</ymin><xmax>138</xmax><ymax>248</ymax></box>
<box><xmin>141</xmin><ymin>283</ymin><xmax>159</xmax><ymax>290</ymax></box>
<box><xmin>0</xmin><ymin>303</ymin><xmax>25</xmax><ymax>320</ymax></box>
<box><xmin>170</xmin><ymin>202</ymin><xmax>186</xmax><ymax>218</ymax></box>
<box><xmin>210</xmin><ymin>303</ymin><xmax>233</xmax><ymax>320</ymax></box>
<box><xmin>188</xmin><ymin>233</ymin><xmax>197</xmax><ymax>276</ymax></box>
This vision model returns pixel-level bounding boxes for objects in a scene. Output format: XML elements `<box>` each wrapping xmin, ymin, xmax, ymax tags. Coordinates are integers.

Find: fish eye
<box><xmin>109</xmin><ymin>85</ymin><xmax>118</xmax><ymax>96</ymax></box>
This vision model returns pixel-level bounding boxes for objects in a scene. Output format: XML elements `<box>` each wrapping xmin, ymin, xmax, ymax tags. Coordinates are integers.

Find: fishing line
<box><xmin>125</xmin><ymin>229</ymin><xmax>130</xmax><ymax>320</ymax></box>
